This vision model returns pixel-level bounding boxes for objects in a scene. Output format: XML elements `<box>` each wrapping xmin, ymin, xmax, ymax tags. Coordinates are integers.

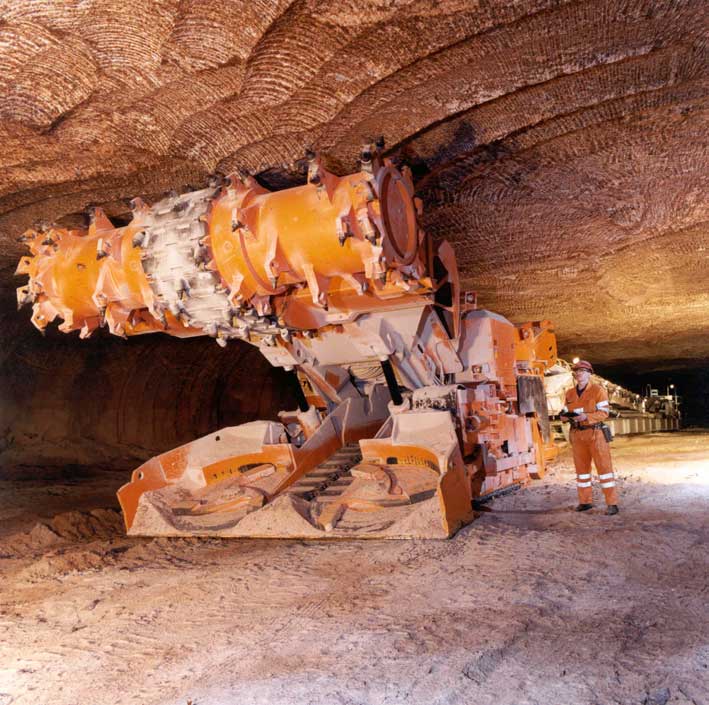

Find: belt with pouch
<box><xmin>573</xmin><ymin>422</ymin><xmax>604</xmax><ymax>431</ymax></box>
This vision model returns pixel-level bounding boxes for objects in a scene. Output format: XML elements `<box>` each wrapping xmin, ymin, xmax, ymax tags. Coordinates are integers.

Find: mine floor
<box><xmin>1</xmin><ymin>433</ymin><xmax>707</xmax><ymax>705</ymax></box>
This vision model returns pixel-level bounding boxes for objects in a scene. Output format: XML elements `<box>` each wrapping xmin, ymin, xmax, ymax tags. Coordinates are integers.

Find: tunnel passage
<box><xmin>0</xmin><ymin>296</ymin><xmax>296</xmax><ymax>467</ymax></box>
<box><xmin>0</xmin><ymin>0</ymin><xmax>707</xmax><ymax>467</ymax></box>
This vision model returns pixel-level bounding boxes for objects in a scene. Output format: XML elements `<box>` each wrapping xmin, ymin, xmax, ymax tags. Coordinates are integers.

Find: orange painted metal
<box><xmin>17</xmin><ymin>150</ymin><xmax>427</xmax><ymax>341</ymax></box>
<box><xmin>515</xmin><ymin>320</ymin><xmax>558</xmax><ymax>374</ymax></box>
<box><xmin>15</xmin><ymin>211</ymin><xmax>192</xmax><ymax>339</ymax></box>
<box><xmin>209</xmin><ymin>175</ymin><xmax>386</xmax><ymax>299</ymax></box>
<box><xmin>16</xmin><ymin>146</ymin><xmax>559</xmax><ymax>539</ymax></box>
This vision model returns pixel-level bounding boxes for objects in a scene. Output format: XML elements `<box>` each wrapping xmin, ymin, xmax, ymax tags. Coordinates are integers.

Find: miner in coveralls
<box><xmin>561</xmin><ymin>360</ymin><xmax>620</xmax><ymax>515</ymax></box>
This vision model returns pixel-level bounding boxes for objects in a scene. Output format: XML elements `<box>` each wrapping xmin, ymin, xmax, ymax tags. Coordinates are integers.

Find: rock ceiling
<box><xmin>0</xmin><ymin>0</ymin><xmax>707</xmax><ymax>366</ymax></box>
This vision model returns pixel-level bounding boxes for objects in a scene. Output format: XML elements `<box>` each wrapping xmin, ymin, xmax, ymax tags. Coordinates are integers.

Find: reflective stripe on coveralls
<box><xmin>598</xmin><ymin>471</ymin><xmax>616</xmax><ymax>489</ymax></box>
<box><xmin>570</xmin><ymin>427</ymin><xmax>619</xmax><ymax>504</ymax></box>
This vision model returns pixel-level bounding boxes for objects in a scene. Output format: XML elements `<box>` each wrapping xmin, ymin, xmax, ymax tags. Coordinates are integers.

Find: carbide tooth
<box><xmin>16</xmin><ymin>231</ymin><xmax>36</xmax><ymax>244</ymax></box>
<box><xmin>360</xmin><ymin>145</ymin><xmax>373</xmax><ymax>172</ymax></box>
<box><xmin>96</xmin><ymin>238</ymin><xmax>110</xmax><ymax>259</ymax></box>
<box><xmin>14</xmin><ymin>256</ymin><xmax>33</xmax><ymax>276</ymax></box>
<box><xmin>176</xmin><ymin>277</ymin><xmax>191</xmax><ymax>299</ymax></box>
<box><xmin>193</xmin><ymin>244</ymin><xmax>207</xmax><ymax>264</ymax></box>
<box><xmin>180</xmin><ymin>311</ymin><xmax>191</xmax><ymax>325</ymax></box>
<box><xmin>32</xmin><ymin>310</ymin><xmax>47</xmax><ymax>333</ymax></box>
<box><xmin>16</xmin><ymin>286</ymin><xmax>32</xmax><ymax>309</ymax></box>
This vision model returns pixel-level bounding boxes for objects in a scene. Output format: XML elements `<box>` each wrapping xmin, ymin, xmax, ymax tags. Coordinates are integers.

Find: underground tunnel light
<box><xmin>572</xmin><ymin>357</ymin><xmax>580</xmax><ymax>364</ymax></box>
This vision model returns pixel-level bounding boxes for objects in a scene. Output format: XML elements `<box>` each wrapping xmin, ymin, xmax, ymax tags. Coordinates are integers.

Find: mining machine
<box><xmin>16</xmin><ymin>146</ymin><xmax>557</xmax><ymax>538</ymax></box>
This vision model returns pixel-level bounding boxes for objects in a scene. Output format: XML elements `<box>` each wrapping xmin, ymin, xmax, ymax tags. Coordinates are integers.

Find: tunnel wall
<box><xmin>0</xmin><ymin>301</ymin><xmax>296</xmax><ymax>467</ymax></box>
<box><xmin>3</xmin><ymin>292</ymin><xmax>707</xmax><ymax>472</ymax></box>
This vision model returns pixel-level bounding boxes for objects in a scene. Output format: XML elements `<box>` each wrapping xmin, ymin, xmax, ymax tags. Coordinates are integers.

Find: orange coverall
<box><xmin>564</xmin><ymin>383</ymin><xmax>619</xmax><ymax>506</ymax></box>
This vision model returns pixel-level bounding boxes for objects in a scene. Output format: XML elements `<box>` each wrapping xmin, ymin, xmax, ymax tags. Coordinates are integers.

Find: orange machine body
<box><xmin>16</xmin><ymin>145</ymin><xmax>558</xmax><ymax>540</ymax></box>
<box><xmin>18</xmin><ymin>151</ymin><xmax>427</xmax><ymax>343</ymax></box>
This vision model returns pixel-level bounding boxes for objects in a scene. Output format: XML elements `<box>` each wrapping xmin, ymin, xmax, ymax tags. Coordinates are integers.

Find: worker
<box><xmin>560</xmin><ymin>360</ymin><xmax>619</xmax><ymax>515</ymax></box>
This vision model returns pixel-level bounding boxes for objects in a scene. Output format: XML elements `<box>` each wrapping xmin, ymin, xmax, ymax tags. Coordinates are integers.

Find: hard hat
<box><xmin>571</xmin><ymin>360</ymin><xmax>594</xmax><ymax>373</ymax></box>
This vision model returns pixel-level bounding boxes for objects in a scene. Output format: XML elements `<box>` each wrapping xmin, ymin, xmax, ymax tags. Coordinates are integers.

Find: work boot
<box><xmin>606</xmin><ymin>505</ymin><xmax>619</xmax><ymax>516</ymax></box>
<box><xmin>575</xmin><ymin>503</ymin><xmax>593</xmax><ymax>512</ymax></box>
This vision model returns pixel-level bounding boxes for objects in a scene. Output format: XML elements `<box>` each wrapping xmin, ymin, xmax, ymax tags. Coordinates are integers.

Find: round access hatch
<box><xmin>375</xmin><ymin>165</ymin><xmax>418</xmax><ymax>265</ymax></box>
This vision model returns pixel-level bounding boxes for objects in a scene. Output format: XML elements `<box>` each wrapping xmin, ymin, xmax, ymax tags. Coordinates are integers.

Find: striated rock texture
<box><xmin>0</xmin><ymin>1</ymin><xmax>707</xmax><ymax>460</ymax></box>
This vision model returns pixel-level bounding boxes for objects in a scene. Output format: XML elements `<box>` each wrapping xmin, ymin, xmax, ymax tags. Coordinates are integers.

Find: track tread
<box><xmin>287</xmin><ymin>444</ymin><xmax>362</xmax><ymax>502</ymax></box>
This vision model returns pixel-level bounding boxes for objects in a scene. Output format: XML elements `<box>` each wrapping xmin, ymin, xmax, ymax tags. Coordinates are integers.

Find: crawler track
<box><xmin>287</xmin><ymin>444</ymin><xmax>362</xmax><ymax>502</ymax></box>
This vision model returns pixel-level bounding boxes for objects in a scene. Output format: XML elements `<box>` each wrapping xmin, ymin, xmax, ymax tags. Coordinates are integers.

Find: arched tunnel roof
<box><xmin>0</xmin><ymin>0</ymin><xmax>707</xmax><ymax>365</ymax></box>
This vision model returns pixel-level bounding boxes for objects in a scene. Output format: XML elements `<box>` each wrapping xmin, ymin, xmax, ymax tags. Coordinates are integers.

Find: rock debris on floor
<box><xmin>0</xmin><ymin>433</ymin><xmax>707</xmax><ymax>705</ymax></box>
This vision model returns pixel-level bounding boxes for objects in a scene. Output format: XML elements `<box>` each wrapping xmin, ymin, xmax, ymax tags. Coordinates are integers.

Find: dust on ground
<box><xmin>0</xmin><ymin>433</ymin><xmax>707</xmax><ymax>705</ymax></box>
